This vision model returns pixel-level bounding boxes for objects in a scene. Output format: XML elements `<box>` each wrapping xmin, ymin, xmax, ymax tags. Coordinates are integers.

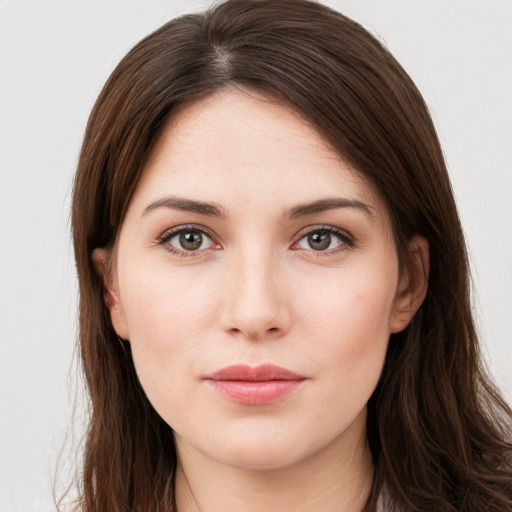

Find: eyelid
<box><xmin>291</xmin><ymin>225</ymin><xmax>355</xmax><ymax>252</ymax></box>
<box><xmin>157</xmin><ymin>224</ymin><xmax>221</xmax><ymax>256</ymax></box>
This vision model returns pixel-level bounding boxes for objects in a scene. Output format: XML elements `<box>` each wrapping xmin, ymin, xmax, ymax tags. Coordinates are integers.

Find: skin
<box><xmin>94</xmin><ymin>88</ymin><xmax>428</xmax><ymax>511</ymax></box>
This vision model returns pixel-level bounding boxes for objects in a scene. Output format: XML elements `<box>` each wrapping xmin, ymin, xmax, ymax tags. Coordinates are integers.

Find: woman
<box><xmin>70</xmin><ymin>0</ymin><xmax>512</xmax><ymax>510</ymax></box>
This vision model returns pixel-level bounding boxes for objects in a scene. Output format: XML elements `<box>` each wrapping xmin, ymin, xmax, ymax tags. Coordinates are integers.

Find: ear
<box><xmin>389</xmin><ymin>235</ymin><xmax>429</xmax><ymax>333</ymax></box>
<box><xmin>92</xmin><ymin>248</ymin><xmax>130</xmax><ymax>340</ymax></box>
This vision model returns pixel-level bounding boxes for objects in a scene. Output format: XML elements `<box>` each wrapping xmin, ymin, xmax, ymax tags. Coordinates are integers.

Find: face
<box><xmin>97</xmin><ymin>88</ymin><xmax>425</xmax><ymax>472</ymax></box>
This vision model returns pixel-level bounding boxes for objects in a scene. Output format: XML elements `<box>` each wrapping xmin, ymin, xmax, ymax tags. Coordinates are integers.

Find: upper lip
<box><xmin>204</xmin><ymin>364</ymin><xmax>306</xmax><ymax>382</ymax></box>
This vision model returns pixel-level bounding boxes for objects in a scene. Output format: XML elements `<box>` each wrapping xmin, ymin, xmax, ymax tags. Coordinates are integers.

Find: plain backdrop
<box><xmin>1</xmin><ymin>1</ymin><xmax>511</xmax><ymax>510</ymax></box>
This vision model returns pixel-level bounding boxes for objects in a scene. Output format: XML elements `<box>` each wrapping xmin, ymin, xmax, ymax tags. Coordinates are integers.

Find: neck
<box><xmin>174</xmin><ymin>412</ymin><xmax>374</xmax><ymax>512</ymax></box>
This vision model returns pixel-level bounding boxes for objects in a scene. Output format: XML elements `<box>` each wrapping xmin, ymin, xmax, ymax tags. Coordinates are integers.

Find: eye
<box><xmin>295</xmin><ymin>227</ymin><xmax>353</xmax><ymax>252</ymax></box>
<box><xmin>159</xmin><ymin>226</ymin><xmax>217</xmax><ymax>254</ymax></box>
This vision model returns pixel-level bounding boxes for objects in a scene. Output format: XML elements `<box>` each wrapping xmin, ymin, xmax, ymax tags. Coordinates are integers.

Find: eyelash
<box><xmin>157</xmin><ymin>224</ymin><xmax>219</xmax><ymax>258</ymax></box>
<box><xmin>157</xmin><ymin>224</ymin><xmax>355</xmax><ymax>258</ymax></box>
<box><xmin>292</xmin><ymin>225</ymin><xmax>355</xmax><ymax>256</ymax></box>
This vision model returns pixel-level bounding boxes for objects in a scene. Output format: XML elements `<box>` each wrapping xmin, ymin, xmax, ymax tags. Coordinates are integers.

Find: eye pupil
<box><xmin>180</xmin><ymin>231</ymin><xmax>202</xmax><ymax>250</ymax></box>
<box><xmin>308</xmin><ymin>231</ymin><xmax>331</xmax><ymax>250</ymax></box>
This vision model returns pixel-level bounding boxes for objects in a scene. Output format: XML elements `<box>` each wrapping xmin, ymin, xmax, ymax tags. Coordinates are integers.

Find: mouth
<box><xmin>203</xmin><ymin>364</ymin><xmax>307</xmax><ymax>406</ymax></box>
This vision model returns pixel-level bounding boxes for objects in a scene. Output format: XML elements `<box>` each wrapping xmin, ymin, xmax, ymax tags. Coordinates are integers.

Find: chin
<box><xmin>196</xmin><ymin>417</ymin><xmax>347</xmax><ymax>472</ymax></box>
<box><xmin>211</xmin><ymin>439</ymin><xmax>309</xmax><ymax>471</ymax></box>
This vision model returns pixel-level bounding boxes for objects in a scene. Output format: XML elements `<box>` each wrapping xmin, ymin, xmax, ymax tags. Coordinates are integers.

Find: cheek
<box><xmin>123</xmin><ymin>262</ymin><xmax>216</xmax><ymax>337</ymax></box>
<box><xmin>297</xmin><ymin>265</ymin><xmax>397</xmax><ymax>380</ymax></box>
<box><xmin>119</xmin><ymin>263</ymin><xmax>219</xmax><ymax>390</ymax></box>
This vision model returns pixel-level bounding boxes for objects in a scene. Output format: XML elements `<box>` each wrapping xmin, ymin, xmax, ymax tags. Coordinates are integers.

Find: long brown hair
<box><xmin>70</xmin><ymin>1</ymin><xmax>512</xmax><ymax>510</ymax></box>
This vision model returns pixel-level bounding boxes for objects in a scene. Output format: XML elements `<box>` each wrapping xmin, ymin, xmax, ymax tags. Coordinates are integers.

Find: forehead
<box><xmin>131</xmin><ymin>87</ymin><xmax>384</xmax><ymax>217</ymax></box>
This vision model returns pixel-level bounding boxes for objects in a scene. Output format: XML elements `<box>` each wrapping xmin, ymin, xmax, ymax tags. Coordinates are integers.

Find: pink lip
<box><xmin>204</xmin><ymin>364</ymin><xmax>307</xmax><ymax>405</ymax></box>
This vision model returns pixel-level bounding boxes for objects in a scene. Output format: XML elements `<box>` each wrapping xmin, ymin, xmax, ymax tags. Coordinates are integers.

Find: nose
<box><xmin>219</xmin><ymin>247</ymin><xmax>290</xmax><ymax>341</ymax></box>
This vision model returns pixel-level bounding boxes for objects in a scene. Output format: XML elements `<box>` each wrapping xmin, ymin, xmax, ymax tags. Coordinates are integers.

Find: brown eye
<box><xmin>307</xmin><ymin>232</ymin><xmax>331</xmax><ymax>251</ymax></box>
<box><xmin>179</xmin><ymin>231</ymin><xmax>203</xmax><ymax>251</ymax></box>
<box><xmin>296</xmin><ymin>227</ymin><xmax>351</xmax><ymax>252</ymax></box>
<box><xmin>164</xmin><ymin>228</ymin><xmax>215</xmax><ymax>253</ymax></box>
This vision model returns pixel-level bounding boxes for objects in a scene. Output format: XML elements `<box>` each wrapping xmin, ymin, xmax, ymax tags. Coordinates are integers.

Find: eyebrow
<box><xmin>286</xmin><ymin>197</ymin><xmax>375</xmax><ymax>220</ymax></box>
<box><xmin>142</xmin><ymin>195</ymin><xmax>374</xmax><ymax>220</ymax></box>
<box><xmin>143</xmin><ymin>196</ymin><xmax>226</xmax><ymax>218</ymax></box>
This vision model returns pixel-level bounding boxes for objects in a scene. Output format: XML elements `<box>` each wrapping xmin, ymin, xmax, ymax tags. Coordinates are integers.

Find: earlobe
<box><xmin>390</xmin><ymin>235</ymin><xmax>429</xmax><ymax>334</ymax></box>
<box><xmin>92</xmin><ymin>248</ymin><xmax>130</xmax><ymax>340</ymax></box>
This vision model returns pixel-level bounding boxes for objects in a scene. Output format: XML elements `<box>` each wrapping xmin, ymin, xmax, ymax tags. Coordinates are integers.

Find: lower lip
<box><xmin>206</xmin><ymin>379</ymin><xmax>304</xmax><ymax>405</ymax></box>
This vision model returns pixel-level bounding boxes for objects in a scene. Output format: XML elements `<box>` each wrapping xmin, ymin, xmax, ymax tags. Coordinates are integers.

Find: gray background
<box><xmin>1</xmin><ymin>1</ymin><xmax>511</xmax><ymax>510</ymax></box>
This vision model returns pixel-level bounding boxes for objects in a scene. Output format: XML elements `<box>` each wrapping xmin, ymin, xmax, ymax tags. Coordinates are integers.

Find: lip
<box><xmin>204</xmin><ymin>364</ymin><xmax>307</xmax><ymax>406</ymax></box>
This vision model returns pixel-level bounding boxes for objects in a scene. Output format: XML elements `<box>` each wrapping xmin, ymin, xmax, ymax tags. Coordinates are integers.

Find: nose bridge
<box><xmin>221</xmin><ymin>242</ymin><xmax>289</xmax><ymax>339</ymax></box>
